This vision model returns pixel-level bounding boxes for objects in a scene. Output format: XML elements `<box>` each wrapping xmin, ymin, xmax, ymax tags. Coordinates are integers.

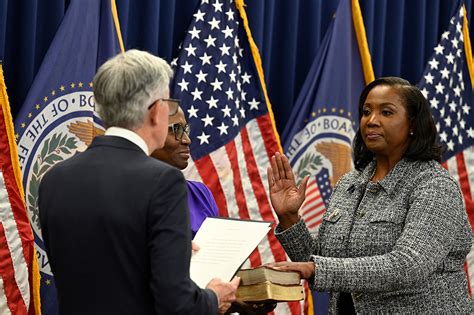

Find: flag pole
<box><xmin>462</xmin><ymin>5</ymin><xmax>474</xmax><ymax>89</ymax></box>
<box><xmin>351</xmin><ymin>0</ymin><xmax>374</xmax><ymax>85</ymax></box>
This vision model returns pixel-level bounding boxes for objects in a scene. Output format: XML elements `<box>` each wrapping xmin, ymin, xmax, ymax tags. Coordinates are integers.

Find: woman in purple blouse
<box><xmin>151</xmin><ymin>106</ymin><xmax>219</xmax><ymax>238</ymax></box>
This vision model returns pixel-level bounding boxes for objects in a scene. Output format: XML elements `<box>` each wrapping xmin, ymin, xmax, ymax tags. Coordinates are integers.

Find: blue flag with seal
<box><xmin>281</xmin><ymin>0</ymin><xmax>374</xmax><ymax>313</ymax></box>
<box><xmin>14</xmin><ymin>0</ymin><xmax>121</xmax><ymax>313</ymax></box>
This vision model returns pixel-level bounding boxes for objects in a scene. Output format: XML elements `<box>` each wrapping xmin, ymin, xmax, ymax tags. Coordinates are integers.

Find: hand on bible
<box><xmin>265</xmin><ymin>261</ymin><xmax>315</xmax><ymax>280</ymax></box>
<box><xmin>206</xmin><ymin>276</ymin><xmax>241</xmax><ymax>314</ymax></box>
<box><xmin>267</xmin><ymin>152</ymin><xmax>309</xmax><ymax>229</ymax></box>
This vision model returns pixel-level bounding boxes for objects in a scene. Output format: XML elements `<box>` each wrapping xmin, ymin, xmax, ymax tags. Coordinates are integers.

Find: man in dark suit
<box><xmin>39</xmin><ymin>49</ymin><xmax>239</xmax><ymax>314</ymax></box>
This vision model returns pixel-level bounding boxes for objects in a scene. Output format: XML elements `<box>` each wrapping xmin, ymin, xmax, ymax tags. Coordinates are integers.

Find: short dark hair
<box><xmin>353</xmin><ymin>77</ymin><xmax>443</xmax><ymax>170</ymax></box>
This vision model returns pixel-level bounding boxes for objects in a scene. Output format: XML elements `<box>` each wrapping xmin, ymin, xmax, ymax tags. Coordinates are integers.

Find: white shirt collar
<box><xmin>104</xmin><ymin>126</ymin><xmax>149</xmax><ymax>155</ymax></box>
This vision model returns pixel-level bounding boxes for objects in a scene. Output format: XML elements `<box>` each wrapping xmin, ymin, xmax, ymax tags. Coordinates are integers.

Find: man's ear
<box><xmin>147</xmin><ymin>100</ymin><xmax>160</xmax><ymax>126</ymax></box>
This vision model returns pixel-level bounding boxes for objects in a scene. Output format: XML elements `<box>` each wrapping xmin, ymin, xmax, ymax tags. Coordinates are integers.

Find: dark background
<box><xmin>0</xmin><ymin>0</ymin><xmax>472</xmax><ymax>134</ymax></box>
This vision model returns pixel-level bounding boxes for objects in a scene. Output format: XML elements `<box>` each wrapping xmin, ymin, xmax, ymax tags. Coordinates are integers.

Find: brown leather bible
<box><xmin>236</xmin><ymin>267</ymin><xmax>303</xmax><ymax>302</ymax></box>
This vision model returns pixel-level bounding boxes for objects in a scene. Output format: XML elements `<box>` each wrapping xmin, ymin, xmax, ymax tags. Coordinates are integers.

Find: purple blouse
<box><xmin>186</xmin><ymin>180</ymin><xmax>219</xmax><ymax>238</ymax></box>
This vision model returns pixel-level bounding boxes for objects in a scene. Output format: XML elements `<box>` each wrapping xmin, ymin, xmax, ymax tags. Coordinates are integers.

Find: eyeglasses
<box><xmin>169</xmin><ymin>123</ymin><xmax>191</xmax><ymax>141</ymax></box>
<box><xmin>147</xmin><ymin>98</ymin><xmax>180</xmax><ymax>116</ymax></box>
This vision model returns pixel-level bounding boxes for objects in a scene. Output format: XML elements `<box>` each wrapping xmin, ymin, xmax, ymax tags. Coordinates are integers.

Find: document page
<box><xmin>190</xmin><ymin>217</ymin><xmax>272</xmax><ymax>288</ymax></box>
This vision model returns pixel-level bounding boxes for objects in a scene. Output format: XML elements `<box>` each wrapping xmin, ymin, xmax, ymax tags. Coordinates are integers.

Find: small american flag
<box><xmin>300</xmin><ymin>168</ymin><xmax>332</xmax><ymax>232</ymax></box>
<box><xmin>417</xmin><ymin>3</ymin><xmax>474</xmax><ymax>294</ymax></box>
<box><xmin>171</xmin><ymin>0</ymin><xmax>301</xmax><ymax>313</ymax></box>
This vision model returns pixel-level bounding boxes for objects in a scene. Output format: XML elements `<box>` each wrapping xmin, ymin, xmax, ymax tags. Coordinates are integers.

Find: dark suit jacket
<box><xmin>39</xmin><ymin>135</ymin><xmax>217</xmax><ymax>315</ymax></box>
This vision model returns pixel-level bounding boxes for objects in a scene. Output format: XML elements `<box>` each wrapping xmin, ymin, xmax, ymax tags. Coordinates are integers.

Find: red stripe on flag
<box><xmin>0</xmin><ymin>221</ymin><xmax>27</xmax><ymax>314</ymax></box>
<box><xmin>456</xmin><ymin>153</ymin><xmax>474</xmax><ymax>231</ymax></box>
<box><xmin>465</xmin><ymin>261</ymin><xmax>472</xmax><ymax>296</ymax></box>
<box><xmin>0</xmin><ymin>97</ymin><xmax>34</xmax><ymax>248</ymax></box>
<box><xmin>0</xmin><ymin>153</ymin><xmax>35</xmax><ymax>278</ymax></box>
<box><xmin>0</xmin><ymin>163</ymin><xmax>35</xmax><ymax>314</ymax></box>
<box><xmin>256</xmin><ymin>115</ymin><xmax>280</xmax><ymax>159</ymax></box>
<box><xmin>194</xmin><ymin>155</ymin><xmax>229</xmax><ymax>218</ymax></box>
<box><xmin>303</xmin><ymin>197</ymin><xmax>324</xmax><ymax>210</ymax></box>
<box><xmin>225</xmin><ymin>140</ymin><xmax>262</xmax><ymax>267</ymax></box>
<box><xmin>225</xmin><ymin>141</ymin><xmax>251</xmax><ymax>220</ymax></box>
<box><xmin>302</xmin><ymin>205</ymin><xmax>325</xmax><ymax>219</ymax></box>
<box><xmin>304</xmin><ymin>209</ymin><xmax>325</xmax><ymax>223</ymax></box>
<box><xmin>456</xmin><ymin>152</ymin><xmax>472</xmax><ymax>201</ymax></box>
<box><xmin>303</xmin><ymin>192</ymin><xmax>319</xmax><ymax>204</ymax></box>
<box><xmin>241</xmin><ymin>127</ymin><xmax>287</xmax><ymax>262</ymax></box>
<box><xmin>302</xmin><ymin>206</ymin><xmax>325</xmax><ymax>219</ymax></box>
<box><xmin>0</xmin><ymin>92</ymin><xmax>33</xmax><ymax>313</ymax></box>
<box><xmin>304</xmin><ymin>184</ymin><xmax>318</xmax><ymax>195</ymax></box>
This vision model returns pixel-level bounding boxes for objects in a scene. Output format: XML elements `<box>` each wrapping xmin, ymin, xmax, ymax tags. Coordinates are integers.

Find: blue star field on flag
<box><xmin>170</xmin><ymin>0</ymin><xmax>268</xmax><ymax>160</ymax></box>
<box><xmin>417</xmin><ymin>5</ymin><xmax>474</xmax><ymax>160</ymax></box>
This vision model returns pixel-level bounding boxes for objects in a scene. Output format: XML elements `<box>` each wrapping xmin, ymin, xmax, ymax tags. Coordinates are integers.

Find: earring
<box><xmin>409</xmin><ymin>130</ymin><xmax>414</xmax><ymax>136</ymax></box>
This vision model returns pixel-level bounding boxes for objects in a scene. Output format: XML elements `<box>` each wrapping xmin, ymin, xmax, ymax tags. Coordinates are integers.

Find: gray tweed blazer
<box><xmin>275</xmin><ymin>158</ymin><xmax>473</xmax><ymax>314</ymax></box>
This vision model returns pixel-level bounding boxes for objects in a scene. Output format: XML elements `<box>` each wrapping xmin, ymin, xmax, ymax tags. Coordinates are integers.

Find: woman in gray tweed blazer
<box><xmin>268</xmin><ymin>77</ymin><xmax>473</xmax><ymax>313</ymax></box>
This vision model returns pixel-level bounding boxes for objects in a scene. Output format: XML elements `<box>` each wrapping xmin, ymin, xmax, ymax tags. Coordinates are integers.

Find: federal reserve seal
<box><xmin>285</xmin><ymin>112</ymin><xmax>356</xmax><ymax>233</ymax></box>
<box><xmin>287</xmin><ymin>114</ymin><xmax>355</xmax><ymax>186</ymax></box>
<box><xmin>16</xmin><ymin>85</ymin><xmax>104</xmax><ymax>275</ymax></box>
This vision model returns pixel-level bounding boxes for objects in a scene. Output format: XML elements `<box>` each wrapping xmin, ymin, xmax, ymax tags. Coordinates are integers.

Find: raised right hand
<box><xmin>267</xmin><ymin>152</ymin><xmax>309</xmax><ymax>229</ymax></box>
<box><xmin>206</xmin><ymin>276</ymin><xmax>240</xmax><ymax>314</ymax></box>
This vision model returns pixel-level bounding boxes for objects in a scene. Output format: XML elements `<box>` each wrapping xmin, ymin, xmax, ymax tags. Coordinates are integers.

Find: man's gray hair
<box><xmin>93</xmin><ymin>49</ymin><xmax>173</xmax><ymax>129</ymax></box>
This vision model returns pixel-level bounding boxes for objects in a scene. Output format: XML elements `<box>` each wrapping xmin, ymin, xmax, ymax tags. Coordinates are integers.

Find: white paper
<box><xmin>190</xmin><ymin>217</ymin><xmax>272</xmax><ymax>288</ymax></box>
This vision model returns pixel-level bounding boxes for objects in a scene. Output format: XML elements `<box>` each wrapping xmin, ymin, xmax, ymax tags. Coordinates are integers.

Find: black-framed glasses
<box><xmin>169</xmin><ymin>123</ymin><xmax>191</xmax><ymax>141</ymax></box>
<box><xmin>147</xmin><ymin>98</ymin><xmax>180</xmax><ymax>116</ymax></box>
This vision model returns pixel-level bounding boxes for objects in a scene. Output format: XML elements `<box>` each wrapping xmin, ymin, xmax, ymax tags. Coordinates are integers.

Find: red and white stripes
<box><xmin>185</xmin><ymin>114</ymin><xmax>301</xmax><ymax>314</ymax></box>
<box><xmin>300</xmin><ymin>178</ymin><xmax>326</xmax><ymax>233</ymax></box>
<box><xmin>0</xmin><ymin>171</ymin><xmax>30</xmax><ymax>315</ymax></box>
<box><xmin>0</xmin><ymin>66</ymin><xmax>37</xmax><ymax>314</ymax></box>
<box><xmin>442</xmin><ymin>145</ymin><xmax>474</xmax><ymax>295</ymax></box>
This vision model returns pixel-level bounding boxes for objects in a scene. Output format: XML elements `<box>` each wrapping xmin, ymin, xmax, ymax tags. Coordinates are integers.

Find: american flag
<box><xmin>171</xmin><ymin>0</ymin><xmax>302</xmax><ymax>313</ymax></box>
<box><xmin>0</xmin><ymin>64</ymin><xmax>39</xmax><ymax>314</ymax></box>
<box><xmin>299</xmin><ymin>168</ymin><xmax>332</xmax><ymax>233</ymax></box>
<box><xmin>417</xmin><ymin>3</ymin><xmax>474</xmax><ymax>294</ymax></box>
